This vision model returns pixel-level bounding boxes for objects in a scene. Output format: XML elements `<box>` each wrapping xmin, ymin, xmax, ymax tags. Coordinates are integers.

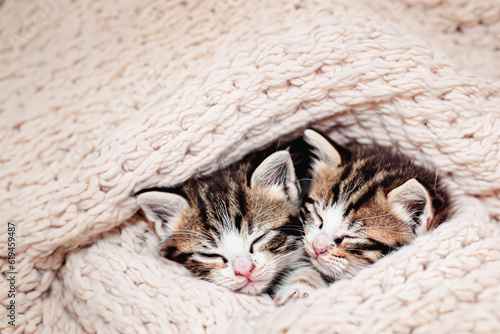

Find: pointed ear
<box><xmin>387</xmin><ymin>179</ymin><xmax>434</xmax><ymax>235</ymax></box>
<box><xmin>250</xmin><ymin>151</ymin><xmax>301</xmax><ymax>213</ymax></box>
<box><xmin>137</xmin><ymin>191</ymin><xmax>190</xmax><ymax>240</ymax></box>
<box><xmin>303</xmin><ymin>129</ymin><xmax>342</xmax><ymax>172</ymax></box>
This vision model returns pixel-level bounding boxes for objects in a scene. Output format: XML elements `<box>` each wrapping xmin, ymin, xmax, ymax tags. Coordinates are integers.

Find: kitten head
<box><xmin>137</xmin><ymin>151</ymin><xmax>303</xmax><ymax>295</ymax></box>
<box><xmin>301</xmin><ymin>129</ymin><xmax>450</xmax><ymax>280</ymax></box>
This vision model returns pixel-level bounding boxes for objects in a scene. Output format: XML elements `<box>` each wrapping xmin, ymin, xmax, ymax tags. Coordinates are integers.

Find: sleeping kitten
<box><xmin>137</xmin><ymin>150</ymin><xmax>305</xmax><ymax>295</ymax></box>
<box><xmin>274</xmin><ymin>129</ymin><xmax>452</xmax><ymax>305</ymax></box>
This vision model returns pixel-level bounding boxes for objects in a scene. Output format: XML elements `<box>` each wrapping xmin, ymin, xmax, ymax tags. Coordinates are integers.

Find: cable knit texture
<box><xmin>1</xmin><ymin>0</ymin><xmax>500</xmax><ymax>333</ymax></box>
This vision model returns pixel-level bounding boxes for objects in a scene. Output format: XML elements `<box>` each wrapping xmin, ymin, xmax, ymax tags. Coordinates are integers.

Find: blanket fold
<box><xmin>1</xmin><ymin>0</ymin><xmax>500</xmax><ymax>332</ymax></box>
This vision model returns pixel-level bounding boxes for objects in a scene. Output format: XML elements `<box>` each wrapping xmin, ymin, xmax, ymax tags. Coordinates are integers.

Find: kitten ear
<box><xmin>137</xmin><ymin>191</ymin><xmax>190</xmax><ymax>240</ymax></box>
<box><xmin>250</xmin><ymin>151</ymin><xmax>300</xmax><ymax>213</ymax></box>
<box><xmin>303</xmin><ymin>129</ymin><xmax>342</xmax><ymax>171</ymax></box>
<box><xmin>387</xmin><ymin>178</ymin><xmax>434</xmax><ymax>235</ymax></box>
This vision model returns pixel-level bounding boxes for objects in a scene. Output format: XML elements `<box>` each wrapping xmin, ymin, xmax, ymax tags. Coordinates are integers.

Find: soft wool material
<box><xmin>1</xmin><ymin>0</ymin><xmax>500</xmax><ymax>333</ymax></box>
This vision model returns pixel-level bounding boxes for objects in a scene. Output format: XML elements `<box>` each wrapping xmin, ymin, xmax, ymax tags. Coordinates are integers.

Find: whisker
<box><xmin>169</xmin><ymin>233</ymin><xmax>211</xmax><ymax>241</ymax></box>
<box><xmin>170</xmin><ymin>231</ymin><xmax>209</xmax><ymax>236</ymax></box>
<box><xmin>166</xmin><ymin>236</ymin><xmax>211</xmax><ymax>241</ymax></box>
<box><xmin>355</xmin><ymin>212</ymin><xmax>396</xmax><ymax>222</ymax></box>
<box><xmin>356</xmin><ymin>226</ymin><xmax>413</xmax><ymax>236</ymax></box>
<box><xmin>172</xmin><ymin>229</ymin><xmax>213</xmax><ymax>239</ymax></box>
<box><xmin>249</xmin><ymin>204</ymin><xmax>282</xmax><ymax>226</ymax></box>
<box><xmin>255</xmin><ymin>216</ymin><xmax>291</xmax><ymax>226</ymax></box>
<box><xmin>267</xmin><ymin>254</ymin><xmax>295</xmax><ymax>267</ymax></box>
<box><xmin>270</xmin><ymin>249</ymin><xmax>304</xmax><ymax>265</ymax></box>
<box><xmin>235</xmin><ymin>206</ymin><xmax>246</xmax><ymax>226</ymax></box>
<box><xmin>218</xmin><ymin>199</ymin><xmax>232</xmax><ymax>229</ymax></box>
<box><xmin>343</xmin><ymin>179</ymin><xmax>362</xmax><ymax>199</ymax></box>
<box><xmin>344</xmin><ymin>247</ymin><xmax>389</xmax><ymax>252</ymax></box>
<box><xmin>294</xmin><ymin>178</ymin><xmax>326</xmax><ymax>201</ymax></box>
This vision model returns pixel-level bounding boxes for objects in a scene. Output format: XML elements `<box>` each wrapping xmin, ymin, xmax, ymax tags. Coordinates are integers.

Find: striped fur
<box><xmin>300</xmin><ymin>129</ymin><xmax>452</xmax><ymax>281</ymax></box>
<box><xmin>137</xmin><ymin>151</ymin><xmax>304</xmax><ymax>295</ymax></box>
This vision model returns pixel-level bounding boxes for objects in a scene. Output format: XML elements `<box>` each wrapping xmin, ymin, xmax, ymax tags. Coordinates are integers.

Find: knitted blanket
<box><xmin>1</xmin><ymin>0</ymin><xmax>500</xmax><ymax>333</ymax></box>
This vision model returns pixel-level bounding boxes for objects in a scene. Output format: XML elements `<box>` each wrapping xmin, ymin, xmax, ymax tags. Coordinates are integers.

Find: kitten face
<box><xmin>301</xmin><ymin>129</ymin><xmax>450</xmax><ymax>280</ymax></box>
<box><xmin>137</xmin><ymin>151</ymin><xmax>303</xmax><ymax>295</ymax></box>
<box><xmin>302</xmin><ymin>170</ymin><xmax>416</xmax><ymax>280</ymax></box>
<box><xmin>165</xmin><ymin>191</ymin><xmax>301</xmax><ymax>295</ymax></box>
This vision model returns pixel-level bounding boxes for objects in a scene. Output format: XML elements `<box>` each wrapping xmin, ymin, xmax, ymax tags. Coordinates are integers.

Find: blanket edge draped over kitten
<box><xmin>1</xmin><ymin>0</ymin><xmax>500</xmax><ymax>333</ymax></box>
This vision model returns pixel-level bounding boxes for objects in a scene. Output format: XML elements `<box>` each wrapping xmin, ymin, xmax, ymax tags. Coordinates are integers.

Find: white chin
<box><xmin>238</xmin><ymin>281</ymin><xmax>267</xmax><ymax>295</ymax></box>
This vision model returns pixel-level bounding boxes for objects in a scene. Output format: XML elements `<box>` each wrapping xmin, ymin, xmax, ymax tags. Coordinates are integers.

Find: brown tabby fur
<box><xmin>138</xmin><ymin>150</ymin><xmax>305</xmax><ymax>295</ymax></box>
<box><xmin>301</xmin><ymin>131</ymin><xmax>452</xmax><ymax>280</ymax></box>
<box><xmin>165</xmin><ymin>161</ymin><xmax>301</xmax><ymax>278</ymax></box>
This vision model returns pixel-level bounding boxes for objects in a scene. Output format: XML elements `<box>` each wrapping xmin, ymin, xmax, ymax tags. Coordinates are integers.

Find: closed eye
<box><xmin>334</xmin><ymin>235</ymin><xmax>356</xmax><ymax>245</ymax></box>
<box><xmin>250</xmin><ymin>233</ymin><xmax>267</xmax><ymax>253</ymax></box>
<box><xmin>198</xmin><ymin>252</ymin><xmax>227</xmax><ymax>263</ymax></box>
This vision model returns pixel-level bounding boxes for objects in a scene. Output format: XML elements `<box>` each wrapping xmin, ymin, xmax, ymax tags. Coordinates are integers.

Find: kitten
<box><xmin>274</xmin><ymin>129</ymin><xmax>452</xmax><ymax>305</ymax></box>
<box><xmin>137</xmin><ymin>150</ymin><xmax>305</xmax><ymax>296</ymax></box>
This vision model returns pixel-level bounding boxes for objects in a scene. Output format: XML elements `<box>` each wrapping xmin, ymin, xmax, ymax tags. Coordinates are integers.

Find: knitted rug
<box><xmin>1</xmin><ymin>0</ymin><xmax>500</xmax><ymax>333</ymax></box>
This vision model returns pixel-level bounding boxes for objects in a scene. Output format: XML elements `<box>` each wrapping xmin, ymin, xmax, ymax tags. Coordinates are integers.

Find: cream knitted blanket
<box><xmin>1</xmin><ymin>0</ymin><xmax>500</xmax><ymax>333</ymax></box>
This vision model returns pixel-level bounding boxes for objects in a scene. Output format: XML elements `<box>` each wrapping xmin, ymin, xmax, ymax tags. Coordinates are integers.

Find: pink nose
<box><xmin>234</xmin><ymin>256</ymin><xmax>255</xmax><ymax>278</ymax></box>
<box><xmin>312</xmin><ymin>235</ymin><xmax>331</xmax><ymax>256</ymax></box>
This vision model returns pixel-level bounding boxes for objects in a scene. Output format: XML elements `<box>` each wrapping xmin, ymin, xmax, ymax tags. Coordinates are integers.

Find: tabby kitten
<box><xmin>137</xmin><ymin>150</ymin><xmax>304</xmax><ymax>295</ymax></box>
<box><xmin>275</xmin><ymin>129</ymin><xmax>451</xmax><ymax>305</ymax></box>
